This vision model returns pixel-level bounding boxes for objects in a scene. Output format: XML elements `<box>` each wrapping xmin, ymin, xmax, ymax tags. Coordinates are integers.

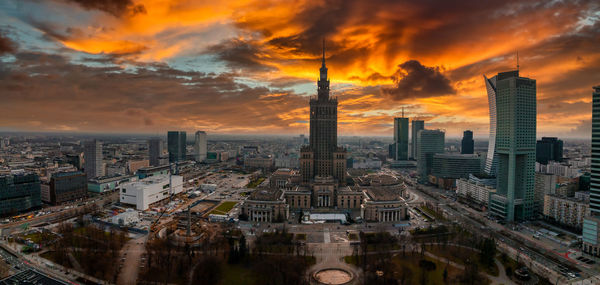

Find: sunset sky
<box><xmin>0</xmin><ymin>0</ymin><xmax>598</xmax><ymax>138</ymax></box>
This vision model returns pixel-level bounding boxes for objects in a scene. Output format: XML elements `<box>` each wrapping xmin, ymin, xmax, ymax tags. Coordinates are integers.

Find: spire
<box><xmin>322</xmin><ymin>38</ymin><xmax>326</xmax><ymax>67</ymax></box>
<box><xmin>402</xmin><ymin>106</ymin><xmax>405</xmax><ymax>118</ymax></box>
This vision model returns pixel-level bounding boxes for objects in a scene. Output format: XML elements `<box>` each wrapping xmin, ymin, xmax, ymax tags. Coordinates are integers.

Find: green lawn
<box><xmin>210</xmin><ymin>201</ymin><xmax>238</xmax><ymax>215</ymax></box>
<box><xmin>246</xmin><ymin>178</ymin><xmax>265</xmax><ymax>188</ymax></box>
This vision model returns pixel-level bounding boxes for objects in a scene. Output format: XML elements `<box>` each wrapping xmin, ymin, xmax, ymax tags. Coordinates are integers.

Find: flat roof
<box><xmin>365</xmin><ymin>186</ymin><xmax>402</xmax><ymax>201</ymax></box>
<box><xmin>249</xmin><ymin>188</ymin><xmax>282</xmax><ymax>201</ymax></box>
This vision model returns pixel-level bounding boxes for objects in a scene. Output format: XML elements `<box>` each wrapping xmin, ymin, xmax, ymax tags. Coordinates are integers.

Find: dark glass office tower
<box><xmin>168</xmin><ymin>131</ymin><xmax>186</xmax><ymax>163</ymax></box>
<box><xmin>149</xmin><ymin>137</ymin><xmax>162</xmax><ymax>166</ymax></box>
<box><xmin>393</xmin><ymin>117</ymin><xmax>409</xmax><ymax>160</ymax></box>
<box><xmin>411</xmin><ymin>120</ymin><xmax>424</xmax><ymax>160</ymax></box>
<box><xmin>487</xmin><ymin>70</ymin><xmax>536</xmax><ymax>222</ymax></box>
<box><xmin>535</xmin><ymin>137</ymin><xmax>563</xmax><ymax>164</ymax></box>
<box><xmin>461</xmin><ymin>130</ymin><xmax>474</xmax><ymax>154</ymax></box>
<box><xmin>583</xmin><ymin>86</ymin><xmax>600</xmax><ymax>256</ymax></box>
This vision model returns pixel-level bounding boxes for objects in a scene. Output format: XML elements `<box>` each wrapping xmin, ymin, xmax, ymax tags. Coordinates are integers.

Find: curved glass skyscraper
<box><xmin>484</xmin><ymin>75</ymin><xmax>498</xmax><ymax>176</ymax></box>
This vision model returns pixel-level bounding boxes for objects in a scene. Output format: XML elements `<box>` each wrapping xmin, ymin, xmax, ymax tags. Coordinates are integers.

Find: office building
<box><xmin>411</xmin><ymin>120</ymin><xmax>425</xmax><ymax>160</ymax></box>
<box><xmin>167</xmin><ymin>131</ymin><xmax>186</xmax><ymax>163</ymax></box>
<box><xmin>416</xmin><ymin>129</ymin><xmax>445</xmax><ymax>183</ymax></box>
<box><xmin>119</xmin><ymin>174</ymin><xmax>183</xmax><ymax>210</ymax></box>
<box><xmin>64</xmin><ymin>153</ymin><xmax>82</xmax><ymax>169</ymax></box>
<box><xmin>487</xmin><ymin>70</ymin><xmax>536</xmax><ymax>222</ymax></box>
<box><xmin>84</xmin><ymin>140</ymin><xmax>102</xmax><ymax>180</ymax></box>
<box><xmin>392</xmin><ymin>117</ymin><xmax>409</xmax><ymax>160</ymax></box>
<box><xmin>583</xmin><ymin>88</ymin><xmax>600</xmax><ymax>255</ymax></box>
<box><xmin>456</xmin><ymin>178</ymin><xmax>496</xmax><ymax>207</ymax></box>
<box><xmin>543</xmin><ymin>194</ymin><xmax>588</xmax><ymax>229</ymax></box>
<box><xmin>461</xmin><ymin>130</ymin><xmax>474</xmax><ymax>154</ymax></box>
<box><xmin>432</xmin><ymin>153</ymin><xmax>481</xmax><ymax>179</ymax></box>
<box><xmin>194</xmin><ymin>131</ymin><xmax>207</xmax><ymax>162</ymax></box>
<box><xmin>536</xmin><ymin>137</ymin><xmax>563</xmax><ymax>164</ymax></box>
<box><xmin>49</xmin><ymin>171</ymin><xmax>87</xmax><ymax>205</ymax></box>
<box><xmin>299</xmin><ymin>42</ymin><xmax>347</xmax><ymax>185</ymax></box>
<box><xmin>148</xmin><ymin>137</ymin><xmax>162</xmax><ymax>167</ymax></box>
<box><xmin>0</xmin><ymin>172</ymin><xmax>41</xmax><ymax>216</ymax></box>
<box><xmin>484</xmin><ymin>75</ymin><xmax>499</xmax><ymax>176</ymax></box>
<box><xmin>534</xmin><ymin>173</ymin><xmax>557</xmax><ymax>213</ymax></box>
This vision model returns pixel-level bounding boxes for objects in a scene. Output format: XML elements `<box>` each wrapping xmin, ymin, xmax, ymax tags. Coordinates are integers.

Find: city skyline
<box><xmin>0</xmin><ymin>1</ymin><xmax>599</xmax><ymax>137</ymax></box>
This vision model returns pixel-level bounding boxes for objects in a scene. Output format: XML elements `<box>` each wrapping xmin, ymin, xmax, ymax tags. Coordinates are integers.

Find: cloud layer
<box><xmin>0</xmin><ymin>0</ymin><xmax>598</xmax><ymax>137</ymax></box>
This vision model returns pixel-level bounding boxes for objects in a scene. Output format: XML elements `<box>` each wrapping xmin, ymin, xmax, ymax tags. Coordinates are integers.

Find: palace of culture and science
<box><xmin>242</xmin><ymin>44</ymin><xmax>409</xmax><ymax>223</ymax></box>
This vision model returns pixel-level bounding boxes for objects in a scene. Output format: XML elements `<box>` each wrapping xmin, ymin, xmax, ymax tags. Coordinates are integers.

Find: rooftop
<box><xmin>364</xmin><ymin>186</ymin><xmax>403</xmax><ymax>202</ymax></box>
<box><xmin>433</xmin><ymin>153</ymin><xmax>480</xmax><ymax>159</ymax></box>
<box><xmin>249</xmin><ymin>188</ymin><xmax>283</xmax><ymax>201</ymax></box>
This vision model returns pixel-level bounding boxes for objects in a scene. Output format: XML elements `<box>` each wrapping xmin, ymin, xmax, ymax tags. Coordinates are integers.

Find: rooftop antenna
<box><xmin>516</xmin><ymin>51</ymin><xmax>520</xmax><ymax>71</ymax></box>
<box><xmin>402</xmin><ymin>106</ymin><xmax>405</xmax><ymax>118</ymax></box>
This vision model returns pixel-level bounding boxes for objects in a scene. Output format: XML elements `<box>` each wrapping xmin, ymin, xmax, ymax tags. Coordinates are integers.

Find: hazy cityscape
<box><xmin>1</xmin><ymin>1</ymin><xmax>600</xmax><ymax>285</ymax></box>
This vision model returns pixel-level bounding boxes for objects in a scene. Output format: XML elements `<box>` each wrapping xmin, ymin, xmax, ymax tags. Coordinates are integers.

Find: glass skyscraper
<box><xmin>393</xmin><ymin>117</ymin><xmax>409</xmax><ymax>160</ymax></box>
<box><xmin>484</xmin><ymin>75</ymin><xmax>498</xmax><ymax>176</ymax></box>
<box><xmin>583</xmin><ymin>86</ymin><xmax>600</xmax><ymax>256</ymax></box>
<box><xmin>416</xmin><ymin>129</ymin><xmax>445</xmax><ymax>183</ymax></box>
<box><xmin>148</xmin><ymin>137</ymin><xmax>162</xmax><ymax>167</ymax></box>
<box><xmin>411</xmin><ymin>120</ymin><xmax>424</xmax><ymax>160</ymax></box>
<box><xmin>168</xmin><ymin>131</ymin><xmax>186</xmax><ymax>163</ymax></box>
<box><xmin>461</xmin><ymin>130</ymin><xmax>474</xmax><ymax>154</ymax></box>
<box><xmin>84</xmin><ymin>139</ymin><xmax>102</xmax><ymax>180</ymax></box>
<box><xmin>488</xmin><ymin>70</ymin><xmax>536</xmax><ymax>222</ymax></box>
<box><xmin>535</xmin><ymin>137</ymin><xmax>563</xmax><ymax>164</ymax></box>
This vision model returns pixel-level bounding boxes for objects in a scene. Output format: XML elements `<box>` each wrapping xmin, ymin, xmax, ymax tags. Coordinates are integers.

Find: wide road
<box><xmin>391</xmin><ymin>170</ymin><xmax>587</xmax><ymax>284</ymax></box>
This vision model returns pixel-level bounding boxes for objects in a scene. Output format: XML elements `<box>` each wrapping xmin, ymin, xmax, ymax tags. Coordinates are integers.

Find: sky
<box><xmin>0</xmin><ymin>0</ymin><xmax>598</xmax><ymax>138</ymax></box>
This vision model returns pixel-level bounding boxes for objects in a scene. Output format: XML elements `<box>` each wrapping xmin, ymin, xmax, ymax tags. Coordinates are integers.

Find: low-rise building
<box><xmin>269</xmin><ymin>168</ymin><xmax>301</xmax><ymax>189</ymax></box>
<box><xmin>242</xmin><ymin>188</ymin><xmax>289</xmax><ymax>222</ymax></box>
<box><xmin>119</xmin><ymin>174</ymin><xmax>183</xmax><ymax>210</ymax></box>
<box><xmin>361</xmin><ymin>186</ymin><xmax>408</xmax><ymax>222</ymax></box>
<box><xmin>351</xmin><ymin>157</ymin><xmax>382</xmax><ymax>169</ymax></box>
<box><xmin>111</xmin><ymin>209</ymin><xmax>140</xmax><ymax>226</ymax></box>
<box><xmin>543</xmin><ymin>194</ymin><xmax>589</xmax><ymax>229</ymax></box>
<box><xmin>88</xmin><ymin>175</ymin><xmax>137</xmax><ymax>193</ymax></box>
<box><xmin>136</xmin><ymin>165</ymin><xmax>170</xmax><ymax>179</ymax></box>
<box><xmin>456</xmin><ymin>178</ymin><xmax>496</xmax><ymax>207</ymax></box>
<box><xmin>245</xmin><ymin>156</ymin><xmax>273</xmax><ymax>170</ymax></box>
<box><xmin>127</xmin><ymin>159</ymin><xmax>149</xmax><ymax>174</ymax></box>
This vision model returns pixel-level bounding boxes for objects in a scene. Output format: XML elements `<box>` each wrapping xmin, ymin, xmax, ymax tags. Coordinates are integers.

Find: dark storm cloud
<box><xmin>0</xmin><ymin>32</ymin><xmax>16</xmax><ymax>55</ymax></box>
<box><xmin>207</xmin><ymin>38</ymin><xmax>275</xmax><ymax>72</ymax></box>
<box><xmin>381</xmin><ymin>60</ymin><xmax>455</xmax><ymax>100</ymax></box>
<box><xmin>64</xmin><ymin>0</ymin><xmax>146</xmax><ymax>17</ymax></box>
<box><xmin>0</xmin><ymin>51</ymin><xmax>307</xmax><ymax>133</ymax></box>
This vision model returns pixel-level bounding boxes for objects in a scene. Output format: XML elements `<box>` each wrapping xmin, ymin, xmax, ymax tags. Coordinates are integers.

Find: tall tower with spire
<box><xmin>300</xmin><ymin>40</ymin><xmax>346</xmax><ymax>186</ymax></box>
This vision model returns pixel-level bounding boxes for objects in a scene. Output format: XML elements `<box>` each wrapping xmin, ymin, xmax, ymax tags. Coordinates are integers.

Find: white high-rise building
<box><xmin>84</xmin><ymin>140</ymin><xmax>103</xmax><ymax>180</ymax></box>
<box><xmin>194</xmin><ymin>131</ymin><xmax>207</xmax><ymax>162</ymax></box>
